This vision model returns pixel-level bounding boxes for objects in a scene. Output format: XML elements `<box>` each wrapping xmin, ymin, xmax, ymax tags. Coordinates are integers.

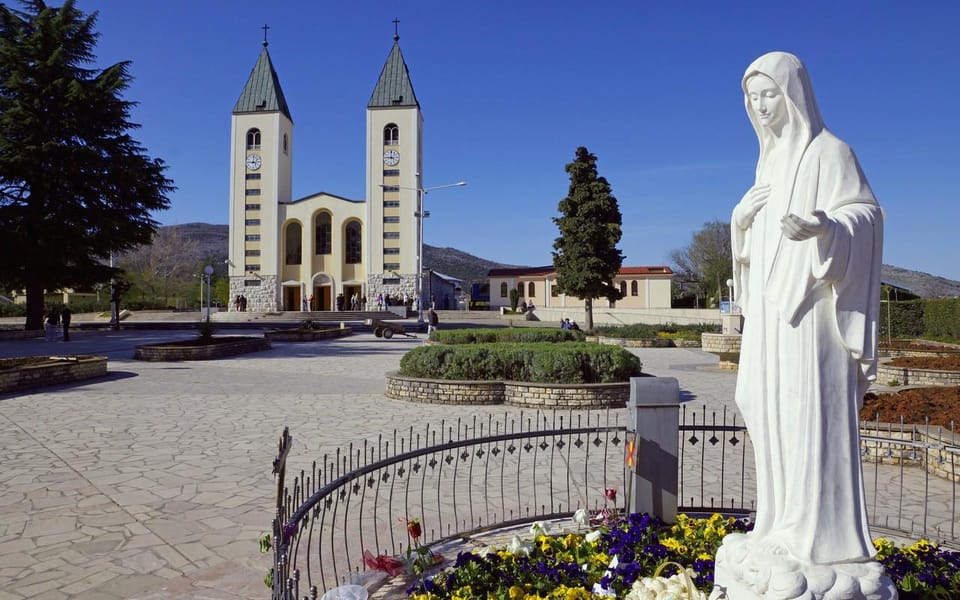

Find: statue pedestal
<box><xmin>709</xmin><ymin>534</ymin><xmax>898</xmax><ymax>600</ymax></box>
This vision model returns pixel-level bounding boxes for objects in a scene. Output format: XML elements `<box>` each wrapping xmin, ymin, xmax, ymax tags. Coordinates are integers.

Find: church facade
<box><xmin>227</xmin><ymin>33</ymin><xmax>424</xmax><ymax>311</ymax></box>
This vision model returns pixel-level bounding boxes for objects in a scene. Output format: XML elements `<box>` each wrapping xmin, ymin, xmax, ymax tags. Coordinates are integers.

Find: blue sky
<box><xmin>83</xmin><ymin>0</ymin><xmax>959</xmax><ymax>280</ymax></box>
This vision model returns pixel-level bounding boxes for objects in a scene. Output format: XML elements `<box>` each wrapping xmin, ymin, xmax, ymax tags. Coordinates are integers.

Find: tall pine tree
<box><xmin>552</xmin><ymin>147</ymin><xmax>624</xmax><ymax>330</ymax></box>
<box><xmin>0</xmin><ymin>1</ymin><xmax>173</xmax><ymax>330</ymax></box>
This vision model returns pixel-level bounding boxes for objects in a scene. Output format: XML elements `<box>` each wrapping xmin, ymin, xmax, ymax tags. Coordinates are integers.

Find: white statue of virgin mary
<box><xmin>712</xmin><ymin>52</ymin><xmax>896</xmax><ymax>600</ymax></box>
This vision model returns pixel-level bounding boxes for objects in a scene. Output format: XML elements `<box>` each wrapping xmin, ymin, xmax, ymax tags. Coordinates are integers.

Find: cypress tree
<box><xmin>552</xmin><ymin>147</ymin><xmax>624</xmax><ymax>331</ymax></box>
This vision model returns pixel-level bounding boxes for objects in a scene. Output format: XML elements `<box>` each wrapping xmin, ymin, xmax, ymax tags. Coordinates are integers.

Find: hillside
<box><xmin>162</xmin><ymin>224</ymin><xmax>959</xmax><ymax>298</ymax></box>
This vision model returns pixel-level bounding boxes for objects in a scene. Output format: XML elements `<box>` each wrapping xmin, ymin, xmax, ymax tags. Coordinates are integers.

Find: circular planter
<box><xmin>265</xmin><ymin>327</ymin><xmax>351</xmax><ymax>342</ymax></box>
<box><xmin>876</xmin><ymin>362</ymin><xmax>960</xmax><ymax>387</ymax></box>
<box><xmin>385</xmin><ymin>372</ymin><xmax>630</xmax><ymax>408</ymax></box>
<box><xmin>0</xmin><ymin>355</ymin><xmax>107</xmax><ymax>393</ymax></box>
<box><xmin>133</xmin><ymin>336</ymin><xmax>270</xmax><ymax>361</ymax></box>
<box><xmin>701</xmin><ymin>333</ymin><xmax>742</xmax><ymax>370</ymax></box>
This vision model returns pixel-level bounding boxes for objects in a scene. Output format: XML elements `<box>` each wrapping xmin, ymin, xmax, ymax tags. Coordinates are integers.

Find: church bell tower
<box><xmin>228</xmin><ymin>33</ymin><xmax>293</xmax><ymax>311</ymax></box>
<box><xmin>365</xmin><ymin>29</ymin><xmax>423</xmax><ymax>300</ymax></box>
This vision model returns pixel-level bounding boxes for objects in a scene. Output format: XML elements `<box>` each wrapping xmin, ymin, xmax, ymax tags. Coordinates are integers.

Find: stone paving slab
<box><xmin>0</xmin><ymin>328</ymin><xmax>956</xmax><ymax>599</ymax></box>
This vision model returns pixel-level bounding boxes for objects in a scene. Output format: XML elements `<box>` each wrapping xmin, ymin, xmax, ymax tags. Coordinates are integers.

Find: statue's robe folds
<box><xmin>731</xmin><ymin>129</ymin><xmax>883</xmax><ymax>565</ymax></box>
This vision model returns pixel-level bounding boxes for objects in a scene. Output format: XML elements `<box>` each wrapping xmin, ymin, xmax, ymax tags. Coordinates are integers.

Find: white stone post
<box><xmin>626</xmin><ymin>377</ymin><xmax>679</xmax><ymax>523</ymax></box>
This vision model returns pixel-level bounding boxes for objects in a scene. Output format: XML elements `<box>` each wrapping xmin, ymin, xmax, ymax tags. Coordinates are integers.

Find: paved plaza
<box><xmin>0</xmin><ymin>326</ymin><xmax>954</xmax><ymax>599</ymax></box>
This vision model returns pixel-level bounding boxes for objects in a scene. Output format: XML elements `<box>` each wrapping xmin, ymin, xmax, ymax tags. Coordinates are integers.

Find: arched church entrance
<box><xmin>312</xmin><ymin>274</ymin><xmax>333</xmax><ymax>311</ymax></box>
<box><xmin>281</xmin><ymin>281</ymin><xmax>301</xmax><ymax>312</ymax></box>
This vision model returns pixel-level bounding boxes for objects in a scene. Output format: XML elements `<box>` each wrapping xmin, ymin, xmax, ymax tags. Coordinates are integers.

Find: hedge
<box><xmin>878</xmin><ymin>298</ymin><xmax>960</xmax><ymax>342</ymax></box>
<box><xmin>430</xmin><ymin>328</ymin><xmax>585</xmax><ymax>345</ymax></box>
<box><xmin>591</xmin><ymin>322</ymin><xmax>720</xmax><ymax>341</ymax></box>
<box><xmin>399</xmin><ymin>342</ymin><xmax>642</xmax><ymax>384</ymax></box>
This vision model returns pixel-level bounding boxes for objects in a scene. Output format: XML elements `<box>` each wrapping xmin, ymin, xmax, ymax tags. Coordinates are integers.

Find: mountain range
<box><xmin>165</xmin><ymin>223</ymin><xmax>960</xmax><ymax>298</ymax></box>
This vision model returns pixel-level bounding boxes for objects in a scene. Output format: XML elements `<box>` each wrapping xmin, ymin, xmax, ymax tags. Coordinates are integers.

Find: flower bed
<box><xmin>133</xmin><ymin>336</ymin><xmax>270</xmax><ymax>361</ymax></box>
<box><xmin>0</xmin><ymin>355</ymin><xmax>107</xmax><ymax>393</ymax></box>
<box><xmin>400</xmin><ymin>513</ymin><xmax>959</xmax><ymax>599</ymax></box>
<box><xmin>589</xmin><ymin>336</ymin><xmax>701</xmax><ymax>349</ymax></box>
<box><xmin>430</xmin><ymin>328</ymin><xmax>585</xmax><ymax>345</ymax></box>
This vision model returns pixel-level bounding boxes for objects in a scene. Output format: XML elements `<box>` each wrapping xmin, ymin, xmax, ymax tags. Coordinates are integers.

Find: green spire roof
<box><xmin>234</xmin><ymin>44</ymin><xmax>292</xmax><ymax>121</ymax></box>
<box><xmin>368</xmin><ymin>40</ymin><xmax>419</xmax><ymax>108</ymax></box>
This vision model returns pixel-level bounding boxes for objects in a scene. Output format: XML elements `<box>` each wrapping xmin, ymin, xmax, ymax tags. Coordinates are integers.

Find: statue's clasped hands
<box><xmin>781</xmin><ymin>210</ymin><xmax>830</xmax><ymax>241</ymax></box>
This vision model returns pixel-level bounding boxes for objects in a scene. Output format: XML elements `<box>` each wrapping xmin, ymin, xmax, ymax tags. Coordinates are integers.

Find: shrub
<box><xmin>923</xmin><ymin>298</ymin><xmax>960</xmax><ymax>341</ymax></box>
<box><xmin>399</xmin><ymin>342</ymin><xmax>642</xmax><ymax>384</ymax></box>
<box><xmin>431</xmin><ymin>328</ymin><xmax>585</xmax><ymax>345</ymax></box>
<box><xmin>592</xmin><ymin>322</ymin><xmax>720</xmax><ymax>340</ymax></box>
<box><xmin>509</xmin><ymin>288</ymin><xmax>520</xmax><ymax>312</ymax></box>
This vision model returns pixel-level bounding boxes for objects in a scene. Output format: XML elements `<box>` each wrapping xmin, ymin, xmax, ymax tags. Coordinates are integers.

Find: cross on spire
<box><xmin>392</xmin><ymin>18</ymin><xmax>400</xmax><ymax>41</ymax></box>
<box><xmin>262</xmin><ymin>24</ymin><xmax>270</xmax><ymax>47</ymax></box>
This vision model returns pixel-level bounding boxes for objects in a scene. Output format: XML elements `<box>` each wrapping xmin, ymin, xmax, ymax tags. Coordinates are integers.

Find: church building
<box><xmin>227</xmin><ymin>31</ymin><xmax>424</xmax><ymax>311</ymax></box>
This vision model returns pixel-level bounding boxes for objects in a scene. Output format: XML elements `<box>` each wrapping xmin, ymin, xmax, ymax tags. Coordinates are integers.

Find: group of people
<box><xmin>233</xmin><ymin>295</ymin><xmax>248</xmax><ymax>312</ymax></box>
<box><xmin>334</xmin><ymin>293</ymin><xmax>367</xmax><ymax>311</ymax></box>
<box><xmin>44</xmin><ymin>306</ymin><xmax>72</xmax><ymax>342</ymax></box>
<box><xmin>559</xmin><ymin>318</ymin><xmax>580</xmax><ymax>331</ymax></box>
<box><xmin>375</xmin><ymin>292</ymin><xmax>413</xmax><ymax>310</ymax></box>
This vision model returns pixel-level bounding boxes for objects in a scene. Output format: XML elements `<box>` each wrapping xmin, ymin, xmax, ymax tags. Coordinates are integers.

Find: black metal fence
<box><xmin>270</xmin><ymin>408</ymin><xmax>958</xmax><ymax>598</ymax></box>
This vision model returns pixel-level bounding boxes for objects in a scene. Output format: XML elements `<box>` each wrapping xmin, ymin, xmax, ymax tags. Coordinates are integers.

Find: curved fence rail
<box><xmin>269</xmin><ymin>407</ymin><xmax>958</xmax><ymax>599</ymax></box>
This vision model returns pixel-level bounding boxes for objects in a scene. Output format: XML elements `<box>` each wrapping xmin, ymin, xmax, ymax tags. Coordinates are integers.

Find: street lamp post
<box><xmin>204</xmin><ymin>265</ymin><xmax>214</xmax><ymax>322</ymax></box>
<box><xmin>380</xmin><ymin>180</ymin><xmax>466</xmax><ymax>323</ymax></box>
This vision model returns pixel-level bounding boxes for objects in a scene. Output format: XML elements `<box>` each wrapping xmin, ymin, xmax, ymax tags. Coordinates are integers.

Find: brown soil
<box><xmin>861</xmin><ymin>386</ymin><xmax>960</xmax><ymax>427</ymax></box>
<box><xmin>880</xmin><ymin>340</ymin><xmax>960</xmax><ymax>351</ymax></box>
<box><xmin>887</xmin><ymin>356</ymin><xmax>960</xmax><ymax>370</ymax></box>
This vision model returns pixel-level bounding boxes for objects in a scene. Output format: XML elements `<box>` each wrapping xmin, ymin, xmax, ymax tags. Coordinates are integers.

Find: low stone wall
<box><xmin>876</xmin><ymin>363</ymin><xmax>960</xmax><ymax>387</ymax></box>
<box><xmin>701</xmin><ymin>333</ymin><xmax>742</xmax><ymax>369</ymax></box>
<box><xmin>0</xmin><ymin>329</ymin><xmax>43</xmax><ymax>341</ymax></box>
<box><xmin>862</xmin><ymin>424</ymin><xmax>960</xmax><ymax>483</ymax></box>
<box><xmin>264</xmin><ymin>327</ymin><xmax>351</xmax><ymax>341</ymax></box>
<box><xmin>588</xmin><ymin>336</ymin><xmax>701</xmax><ymax>348</ymax></box>
<box><xmin>880</xmin><ymin>348</ymin><xmax>960</xmax><ymax>359</ymax></box>
<box><xmin>385</xmin><ymin>372</ymin><xmax>629</xmax><ymax>408</ymax></box>
<box><xmin>134</xmin><ymin>337</ymin><xmax>271</xmax><ymax>361</ymax></box>
<box><xmin>0</xmin><ymin>355</ymin><xmax>107</xmax><ymax>394</ymax></box>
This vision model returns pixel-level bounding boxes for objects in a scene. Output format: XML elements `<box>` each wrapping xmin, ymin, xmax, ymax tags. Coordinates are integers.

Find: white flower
<box><xmin>573</xmin><ymin>508</ymin><xmax>589</xmax><ymax>526</ymax></box>
<box><xmin>528</xmin><ymin>520</ymin><xmax>551</xmax><ymax>537</ymax></box>
<box><xmin>624</xmin><ymin>573</ymin><xmax>706</xmax><ymax>600</ymax></box>
<box><xmin>506</xmin><ymin>535</ymin><xmax>532</xmax><ymax>556</ymax></box>
<box><xmin>585</xmin><ymin>529</ymin><xmax>603</xmax><ymax>543</ymax></box>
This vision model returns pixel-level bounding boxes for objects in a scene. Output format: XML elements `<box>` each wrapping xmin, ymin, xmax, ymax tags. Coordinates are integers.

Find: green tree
<box><xmin>669</xmin><ymin>220</ymin><xmax>732</xmax><ymax>307</ymax></box>
<box><xmin>0</xmin><ymin>1</ymin><xmax>173</xmax><ymax>329</ymax></box>
<box><xmin>552</xmin><ymin>147</ymin><xmax>624</xmax><ymax>331</ymax></box>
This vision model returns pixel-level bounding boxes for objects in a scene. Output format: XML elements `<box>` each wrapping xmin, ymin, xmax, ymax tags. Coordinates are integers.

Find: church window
<box><xmin>245</xmin><ymin>219</ymin><xmax>260</xmax><ymax>226</ymax></box>
<box><xmin>345</xmin><ymin>221</ymin><xmax>362</xmax><ymax>264</ymax></box>
<box><xmin>631</xmin><ymin>281</ymin><xmax>639</xmax><ymax>296</ymax></box>
<box><xmin>245</xmin><ymin>203</ymin><xmax>260</xmax><ymax>211</ymax></box>
<box><xmin>383</xmin><ymin>200</ymin><xmax>400</xmax><ymax>208</ymax></box>
<box><xmin>528</xmin><ymin>282</ymin><xmax>535</xmax><ymax>297</ymax></box>
<box><xmin>245</xmin><ymin>173</ymin><xmax>261</xmax><ymax>180</ymax></box>
<box><xmin>282</xmin><ymin>133</ymin><xmax>288</xmax><ymax>154</ymax></box>
<box><xmin>383</xmin><ymin>124</ymin><xmax>399</xmax><ymax>145</ymax></box>
<box><xmin>245</xmin><ymin>249</ymin><xmax>260</xmax><ymax>256</ymax></box>
<box><xmin>384</xmin><ymin>216</ymin><xmax>399</xmax><ymax>224</ymax></box>
<box><xmin>384</xmin><ymin>232</ymin><xmax>400</xmax><ymax>239</ymax></box>
<box><xmin>500</xmin><ymin>283</ymin><xmax>508</xmax><ymax>298</ymax></box>
<box><xmin>245</xmin><ymin>234</ymin><xmax>260</xmax><ymax>241</ymax></box>
<box><xmin>245</xmin><ymin>263</ymin><xmax>261</xmax><ymax>271</ymax></box>
<box><xmin>245</xmin><ymin>189</ymin><xmax>261</xmax><ymax>196</ymax></box>
<box><xmin>517</xmin><ymin>284</ymin><xmax>524</xmax><ymax>298</ymax></box>
<box><xmin>620</xmin><ymin>281</ymin><xmax>627</xmax><ymax>296</ymax></box>
<box><xmin>315</xmin><ymin>213</ymin><xmax>331</xmax><ymax>255</ymax></box>
<box><xmin>384</xmin><ymin>248</ymin><xmax>400</xmax><ymax>254</ymax></box>
<box><xmin>382</xmin><ymin>185</ymin><xmax>399</xmax><ymax>192</ymax></box>
<box><xmin>383</xmin><ymin>169</ymin><xmax>400</xmax><ymax>177</ymax></box>
<box><xmin>246</xmin><ymin>128</ymin><xmax>261</xmax><ymax>149</ymax></box>
<box><xmin>383</xmin><ymin>262</ymin><xmax>400</xmax><ymax>271</ymax></box>
<box><xmin>285</xmin><ymin>222</ymin><xmax>302</xmax><ymax>265</ymax></box>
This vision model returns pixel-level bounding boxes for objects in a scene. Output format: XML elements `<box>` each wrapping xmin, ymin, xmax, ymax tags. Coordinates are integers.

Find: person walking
<box><xmin>60</xmin><ymin>306</ymin><xmax>72</xmax><ymax>341</ymax></box>
<box><xmin>44</xmin><ymin>307</ymin><xmax>60</xmax><ymax>342</ymax></box>
<box><xmin>427</xmin><ymin>308</ymin><xmax>439</xmax><ymax>335</ymax></box>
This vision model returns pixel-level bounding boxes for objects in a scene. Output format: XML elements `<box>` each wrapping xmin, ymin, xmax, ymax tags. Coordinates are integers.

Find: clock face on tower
<box><xmin>383</xmin><ymin>149</ymin><xmax>400</xmax><ymax>166</ymax></box>
<box><xmin>245</xmin><ymin>154</ymin><xmax>262</xmax><ymax>170</ymax></box>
